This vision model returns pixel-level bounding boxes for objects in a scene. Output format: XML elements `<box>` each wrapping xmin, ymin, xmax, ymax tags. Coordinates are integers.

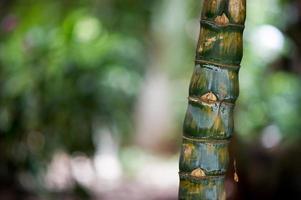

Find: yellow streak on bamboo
<box><xmin>228</xmin><ymin>0</ymin><xmax>246</xmax><ymax>24</ymax></box>
<box><xmin>219</xmin><ymin>31</ymin><xmax>242</xmax><ymax>57</ymax></box>
<box><xmin>197</xmin><ymin>28</ymin><xmax>243</xmax><ymax>60</ymax></box>
<box><xmin>180</xmin><ymin>179</ymin><xmax>203</xmax><ymax>194</ymax></box>
<box><xmin>219</xmin><ymin>145</ymin><xmax>229</xmax><ymax>166</ymax></box>
<box><xmin>202</xmin><ymin>0</ymin><xmax>224</xmax><ymax>16</ymax></box>
<box><xmin>183</xmin><ymin>143</ymin><xmax>195</xmax><ymax>162</ymax></box>
<box><xmin>212</xmin><ymin>115</ymin><xmax>225</xmax><ymax>134</ymax></box>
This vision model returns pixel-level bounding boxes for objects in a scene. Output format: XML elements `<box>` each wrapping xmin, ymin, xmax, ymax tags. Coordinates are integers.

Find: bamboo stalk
<box><xmin>179</xmin><ymin>0</ymin><xmax>246</xmax><ymax>199</ymax></box>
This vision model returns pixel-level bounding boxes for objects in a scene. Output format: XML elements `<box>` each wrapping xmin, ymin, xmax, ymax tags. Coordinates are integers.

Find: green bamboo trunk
<box><xmin>179</xmin><ymin>0</ymin><xmax>246</xmax><ymax>199</ymax></box>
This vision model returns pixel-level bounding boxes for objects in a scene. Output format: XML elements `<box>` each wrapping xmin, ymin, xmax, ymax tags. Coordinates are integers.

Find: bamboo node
<box><xmin>191</xmin><ymin>168</ymin><xmax>206</xmax><ymax>178</ymax></box>
<box><xmin>214</xmin><ymin>13</ymin><xmax>229</xmax><ymax>26</ymax></box>
<box><xmin>200</xmin><ymin>92</ymin><xmax>217</xmax><ymax>103</ymax></box>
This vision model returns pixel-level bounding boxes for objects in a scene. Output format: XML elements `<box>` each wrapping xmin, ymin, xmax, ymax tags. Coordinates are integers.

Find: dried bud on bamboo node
<box><xmin>214</xmin><ymin>13</ymin><xmax>229</xmax><ymax>26</ymax></box>
<box><xmin>191</xmin><ymin>168</ymin><xmax>206</xmax><ymax>178</ymax></box>
<box><xmin>200</xmin><ymin>92</ymin><xmax>217</xmax><ymax>104</ymax></box>
<box><xmin>234</xmin><ymin>172</ymin><xmax>239</xmax><ymax>182</ymax></box>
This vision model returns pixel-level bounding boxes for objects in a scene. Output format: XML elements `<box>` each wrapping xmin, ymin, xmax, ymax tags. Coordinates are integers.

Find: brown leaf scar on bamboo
<box><xmin>205</xmin><ymin>37</ymin><xmax>217</xmax><ymax>47</ymax></box>
<box><xmin>234</xmin><ymin>159</ymin><xmax>239</xmax><ymax>182</ymax></box>
<box><xmin>234</xmin><ymin>172</ymin><xmax>239</xmax><ymax>183</ymax></box>
<box><xmin>191</xmin><ymin>168</ymin><xmax>206</xmax><ymax>178</ymax></box>
<box><xmin>214</xmin><ymin>13</ymin><xmax>229</xmax><ymax>26</ymax></box>
<box><xmin>200</xmin><ymin>91</ymin><xmax>217</xmax><ymax>104</ymax></box>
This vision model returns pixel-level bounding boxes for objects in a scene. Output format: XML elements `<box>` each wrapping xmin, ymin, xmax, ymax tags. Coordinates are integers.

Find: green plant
<box><xmin>179</xmin><ymin>0</ymin><xmax>246</xmax><ymax>199</ymax></box>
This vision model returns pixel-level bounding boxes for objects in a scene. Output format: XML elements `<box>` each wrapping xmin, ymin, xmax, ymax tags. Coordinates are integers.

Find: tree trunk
<box><xmin>178</xmin><ymin>0</ymin><xmax>246</xmax><ymax>199</ymax></box>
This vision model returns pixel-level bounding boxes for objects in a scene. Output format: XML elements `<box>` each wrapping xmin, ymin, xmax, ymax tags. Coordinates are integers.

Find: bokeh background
<box><xmin>0</xmin><ymin>0</ymin><xmax>300</xmax><ymax>199</ymax></box>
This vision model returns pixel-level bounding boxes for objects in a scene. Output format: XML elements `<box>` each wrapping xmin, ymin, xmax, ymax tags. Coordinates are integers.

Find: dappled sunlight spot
<box><xmin>136</xmin><ymin>156</ymin><xmax>178</xmax><ymax>189</ymax></box>
<box><xmin>74</xmin><ymin>17</ymin><xmax>101</xmax><ymax>42</ymax></box>
<box><xmin>135</xmin><ymin>71</ymin><xmax>172</xmax><ymax>150</ymax></box>
<box><xmin>261</xmin><ymin>125</ymin><xmax>282</xmax><ymax>149</ymax></box>
<box><xmin>44</xmin><ymin>151</ymin><xmax>74</xmax><ymax>191</ymax></box>
<box><xmin>251</xmin><ymin>25</ymin><xmax>284</xmax><ymax>61</ymax></box>
<box><xmin>70</xmin><ymin>153</ymin><xmax>96</xmax><ymax>188</ymax></box>
<box><xmin>94</xmin><ymin>154</ymin><xmax>122</xmax><ymax>182</ymax></box>
<box><xmin>93</xmin><ymin>126</ymin><xmax>122</xmax><ymax>183</ymax></box>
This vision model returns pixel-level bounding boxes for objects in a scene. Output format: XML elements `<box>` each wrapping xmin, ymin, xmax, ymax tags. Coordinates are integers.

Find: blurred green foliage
<box><xmin>235</xmin><ymin>0</ymin><xmax>301</xmax><ymax>140</ymax></box>
<box><xmin>0</xmin><ymin>0</ymin><xmax>158</xmax><ymax>173</ymax></box>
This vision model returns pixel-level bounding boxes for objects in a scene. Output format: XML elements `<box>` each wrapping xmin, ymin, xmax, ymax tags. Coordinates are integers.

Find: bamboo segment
<box><xmin>196</xmin><ymin>23</ymin><xmax>244</xmax><ymax>65</ymax></box>
<box><xmin>179</xmin><ymin>174</ymin><xmax>226</xmax><ymax>200</ymax></box>
<box><xmin>179</xmin><ymin>0</ymin><xmax>246</xmax><ymax>199</ymax></box>
<box><xmin>183</xmin><ymin>101</ymin><xmax>234</xmax><ymax>139</ymax></box>
<box><xmin>189</xmin><ymin>63</ymin><xmax>240</xmax><ymax>103</ymax></box>
<box><xmin>179</xmin><ymin>138</ymin><xmax>229</xmax><ymax>175</ymax></box>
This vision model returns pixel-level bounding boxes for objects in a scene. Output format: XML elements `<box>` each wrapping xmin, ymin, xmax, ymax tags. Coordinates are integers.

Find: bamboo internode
<box><xmin>179</xmin><ymin>0</ymin><xmax>246</xmax><ymax>199</ymax></box>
